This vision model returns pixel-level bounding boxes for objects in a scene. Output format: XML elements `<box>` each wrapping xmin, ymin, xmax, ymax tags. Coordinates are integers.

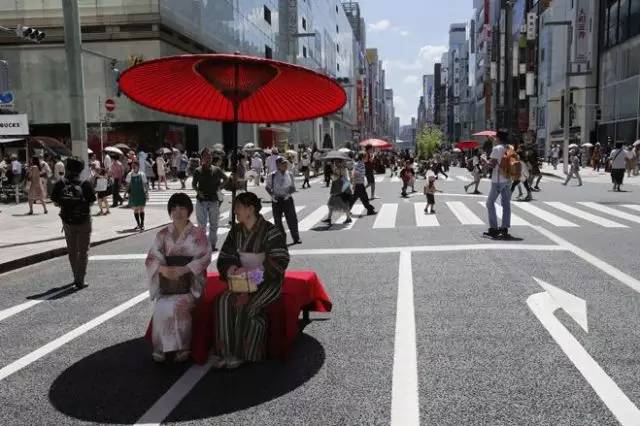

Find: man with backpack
<box><xmin>484</xmin><ymin>131</ymin><xmax>516</xmax><ymax>240</ymax></box>
<box><xmin>51</xmin><ymin>157</ymin><xmax>97</xmax><ymax>289</ymax></box>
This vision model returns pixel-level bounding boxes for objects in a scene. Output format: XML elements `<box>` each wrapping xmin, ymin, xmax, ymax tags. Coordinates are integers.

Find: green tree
<box><xmin>416</xmin><ymin>126</ymin><xmax>442</xmax><ymax>160</ymax></box>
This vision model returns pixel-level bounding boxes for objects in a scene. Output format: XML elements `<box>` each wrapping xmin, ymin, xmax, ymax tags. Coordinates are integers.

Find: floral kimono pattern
<box><xmin>145</xmin><ymin>222</ymin><xmax>212</xmax><ymax>353</ymax></box>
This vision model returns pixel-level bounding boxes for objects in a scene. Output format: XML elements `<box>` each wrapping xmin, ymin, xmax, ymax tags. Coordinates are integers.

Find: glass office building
<box><xmin>0</xmin><ymin>0</ymin><xmax>295</xmax><ymax>152</ymax></box>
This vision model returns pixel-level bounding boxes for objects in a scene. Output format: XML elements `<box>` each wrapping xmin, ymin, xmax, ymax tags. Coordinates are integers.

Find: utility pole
<box><xmin>62</xmin><ymin>0</ymin><xmax>89</xmax><ymax>173</ymax></box>
<box><xmin>545</xmin><ymin>20</ymin><xmax>573</xmax><ymax>175</ymax></box>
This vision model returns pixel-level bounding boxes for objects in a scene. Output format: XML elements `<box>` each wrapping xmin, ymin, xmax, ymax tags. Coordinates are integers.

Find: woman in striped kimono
<box><xmin>213</xmin><ymin>192</ymin><xmax>290</xmax><ymax>369</ymax></box>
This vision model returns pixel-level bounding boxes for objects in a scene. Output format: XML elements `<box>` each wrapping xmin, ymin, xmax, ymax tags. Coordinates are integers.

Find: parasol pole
<box><xmin>230</xmin><ymin>59</ymin><xmax>240</xmax><ymax>226</ymax></box>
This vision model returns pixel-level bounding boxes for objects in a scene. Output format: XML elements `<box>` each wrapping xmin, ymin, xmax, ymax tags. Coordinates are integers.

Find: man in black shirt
<box><xmin>192</xmin><ymin>149</ymin><xmax>228</xmax><ymax>251</ymax></box>
<box><xmin>51</xmin><ymin>157</ymin><xmax>97</xmax><ymax>289</ymax></box>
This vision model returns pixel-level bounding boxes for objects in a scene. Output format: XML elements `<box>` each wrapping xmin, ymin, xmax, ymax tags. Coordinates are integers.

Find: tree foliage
<box><xmin>416</xmin><ymin>126</ymin><xmax>443</xmax><ymax>159</ymax></box>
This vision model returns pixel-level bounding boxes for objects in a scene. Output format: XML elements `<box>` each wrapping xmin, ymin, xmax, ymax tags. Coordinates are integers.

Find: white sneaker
<box><xmin>225</xmin><ymin>356</ymin><xmax>245</xmax><ymax>369</ymax></box>
<box><xmin>152</xmin><ymin>351</ymin><xmax>165</xmax><ymax>362</ymax></box>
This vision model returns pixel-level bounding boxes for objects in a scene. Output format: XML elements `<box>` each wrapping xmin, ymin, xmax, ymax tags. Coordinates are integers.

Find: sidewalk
<box><xmin>540</xmin><ymin>163</ymin><xmax>640</xmax><ymax>185</ymax></box>
<box><xmin>0</xmin><ymin>191</ymin><xmax>173</xmax><ymax>274</ymax></box>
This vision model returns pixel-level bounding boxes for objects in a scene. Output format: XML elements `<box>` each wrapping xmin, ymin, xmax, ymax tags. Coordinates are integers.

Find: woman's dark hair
<box><xmin>167</xmin><ymin>192</ymin><xmax>193</xmax><ymax>216</ymax></box>
<box><xmin>234</xmin><ymin>192</ymin><xmax>262</xmax><ymax>214</ymax></box>
<box><xmin>616</xmin><ymin>141</ymin><xmax>624</xmax><ymax>149</ymax></box>
<box><xmin>31</xmin><ymin>157</ymin><xmax>40</xmax><ymax>168</ymax></box>
<box><xmin>65</xmin><ymin>156</ymin><xmax>84</xmax><ymax>176</ymax></box>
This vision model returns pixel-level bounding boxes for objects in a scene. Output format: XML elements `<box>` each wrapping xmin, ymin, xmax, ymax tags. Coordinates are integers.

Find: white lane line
<box><xmin>298</xmin><ymin>205</ymin><xmax>329</xmax><ymax>232</ymax></box>
<box><xmin>0</xmin><ymin>292</ymin><xmax>149</xmax><ymax>382</ymax></box>
<box><xmin>446</xmin><ymin>201</ymin><xmax>484</xmax><ymax>225</ymax></box>
<box><xmin>577</xmin><ymin>202</ymin><xmax>640</xmax><ymax>224</ymax></box>
<box><xmin>375</xmin><ymin>176</ymin><xmax>385</xmax><ymax>183</ymax></box>
<box><xmin>478</xmin><ymin>202</ymin><xmax>531</xmax><ymax>226</ymax></box>
<box><xmin>533</xmin><ymin>226</ymin><xmax>640</xmax><ymax>294</ymax></box>
<box><xmin>456</xmin><ymin>176</ymin><xmax>471</xmax><ymax>182</ymax></box>
<box><xmin>135</xmin><ymin>359</ymin><xmax>215</xmax><ymax>426</ymax></box>
<box><xmin>414</xmin><ymin>203</ymin><xmax>439</xmax><ymax>226</ymax></box>
<box><xmin>90</xmin><ymin>244</ymin><xmax>567</xmax><ymax>262</ymax></box>
<box><xmin>0</xmin><ymin>287</ymin><xmax>71</xmax><ymax>323</ymax></box>
<box><xmin>391</xmin><ymin>251</ymin><xmax>420</xmax><ymax>426</ymax></box>
<box><xmin>545</xmin><ymin>202</ymin><xmax>628</xmax><ymax>228</ymax></box>
<box><xmin>373</xmin><ymin>204</ymin><xmax>398</xmax><ymax>229</ymax></box>
<box><xmin>527</xmin><ymin>291</ymin><xmax>640</xmax><ymax>425</ymax></box>
<box><xmin>513</xmin><ymin>203</ymin><xmax>579</xmax><ymax>227</ymax></box>
<box><xmin>621</xmin><ymin>204</ymin><xmax>640</xmax><ymax>213</ymax></box>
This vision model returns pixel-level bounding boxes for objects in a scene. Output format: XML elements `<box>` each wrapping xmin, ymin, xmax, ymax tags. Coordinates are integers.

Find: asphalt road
<box><xmin>1</xmin><ymin>167</ymin><xmax>639</xmax><ymax>425</ymax></box>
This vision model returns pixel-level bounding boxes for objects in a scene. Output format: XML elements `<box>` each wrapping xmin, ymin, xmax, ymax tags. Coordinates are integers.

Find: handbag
<box><xmin>159</xmin><ymin>256</ymin><xmax>193</xmax><ymax>295</ymax></box>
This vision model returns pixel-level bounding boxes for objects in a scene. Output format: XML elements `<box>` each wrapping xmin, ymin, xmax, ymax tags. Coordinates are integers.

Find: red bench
<box><xmin>146</xmin><ymin>270</ymin><xmax>332</xmax><ymax>363</ymax></box>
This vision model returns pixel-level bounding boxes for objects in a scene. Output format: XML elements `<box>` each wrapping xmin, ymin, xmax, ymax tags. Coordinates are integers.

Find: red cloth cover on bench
<box><xmin>145</xmin><ymin>270</ymin><xmax>332</xmax><ymax>363</ymax></box>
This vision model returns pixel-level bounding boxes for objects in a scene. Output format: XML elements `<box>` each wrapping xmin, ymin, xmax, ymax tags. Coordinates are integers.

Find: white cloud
<box><xmin>403</xmin><ymin>75</ymin><xmax>419</xmax><ymax>84</ymax></box>
<box><xmin>385</xmin><ymin>44</ymin><xmax>448</xmax><ymax>72</ymax></box>
<box><xmin>369</xmin><ymin>19</ymin><xmax>392</xmax><ymax>32</ymax></box>
<box><xmin>400</xmin><ymin>30</ymin><xmax>410</xmax><ymax>37</ymax></box>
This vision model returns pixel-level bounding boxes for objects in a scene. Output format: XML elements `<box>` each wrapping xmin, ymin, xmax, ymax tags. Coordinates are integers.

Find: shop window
<box><xmin>302</xmin><ymin>17</ymin><xmax>307</xmax><ymax>30</ymax></box>
<box><xmin>608</xmin><ymin>1</ymin><xmax>619</xmax><ymax>47</ymax></box>
<box><xmin>337</xmin><ymin>43</ymin><xmax>340</xmax><ymax>53</ymax></box>
<box><xmin>631</xmin><ymin>0</ymin><xmax>640</xmax><ymax>37</ymax></box>
<box><xmin>619</xmin><ymin>0</ymin><xmax>630</xmax><ymax>43</ymax></box>
<box><xmin>303</xmin><ymin>46</ymin><xmax>307</xmax><ymax>58</ymax></box>
<box><xmin>264</xmin><ymin>6</ymin><xmax>272</xmax><ymax>25</ymax></box>
<box><xmin>265</xmin><ymin>45</ymin><xmax>273</xmax><ymax>59</ymax></box>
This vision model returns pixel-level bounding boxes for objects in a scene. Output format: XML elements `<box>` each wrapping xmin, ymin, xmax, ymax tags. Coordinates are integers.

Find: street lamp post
<box><xmin>545</xmin><ymin>20</ymin><xmax>573</xmax><ymax>175</ymax></box>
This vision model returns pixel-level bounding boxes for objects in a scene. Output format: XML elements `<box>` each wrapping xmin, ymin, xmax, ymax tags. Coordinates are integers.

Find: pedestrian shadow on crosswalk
<box><xmin>26</xmin><ymin>283</ymin><xmax>76</xmax><ymax>300</ymax></box>
<box><xmin>49</xmin><ymin>334</ymin><xmax>325</xmax><ymax>423</ymax></box>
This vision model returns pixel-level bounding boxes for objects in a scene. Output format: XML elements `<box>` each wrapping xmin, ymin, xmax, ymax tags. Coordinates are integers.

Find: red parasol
<box><xmin>472</xmin><ymin>130</ymin><xmax>496</xmax><ymax>137</ymax></box>
<box><xmin>456</xmin><ymin>140</ymin><xmax>480</xmax><ymax>150</ymax></box>
<box><xmin>119</xmin><ymin>53</ymin><xmax>347</xmax><ymax>223</ymax></box>
<box><xmin>359</xmin><ymin>139</ymin><xmax>393</xmax><ymax>149</ymax></box>
<box><xmin>118</xmin><ymin>54</ymin><xmax>347</xmax><ymax>123</ymax></box>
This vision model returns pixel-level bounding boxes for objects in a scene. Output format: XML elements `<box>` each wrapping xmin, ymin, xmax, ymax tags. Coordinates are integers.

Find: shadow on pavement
<box><xmin>26</xmin><ymin>283</ymin><xmax>76</xmax><ymax>300</ymax></box>
<box><xmin>0</xmin><ymin>236</ymin><xmax>66</xmax><ymax>249</ymax></box>
<box><xmin>49</xmin><ymin>334</ymin><xmax>325</xmax><ymax>424</ymax></box>
<box><xmin>166</xmin><ymin>333</ymin><xmax>325</xmax><ymax>422</ymax></box>
<box><xmin>49</xmin><ymin>338</ymin><xmax>191</xmax><ymax>424</ymax></box>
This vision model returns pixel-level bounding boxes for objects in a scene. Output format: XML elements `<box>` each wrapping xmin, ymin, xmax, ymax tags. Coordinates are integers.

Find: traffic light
<box><xmin>15</xmin><ymin>25</ymin><xmax>45</xmax><ymax>42</ymax></box>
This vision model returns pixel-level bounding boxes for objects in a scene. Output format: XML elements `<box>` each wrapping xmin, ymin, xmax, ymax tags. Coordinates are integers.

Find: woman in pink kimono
<box><xmin>145</xmin><ymin>192</ymin><xmax>212</xmax><ymax>362</ymax></box>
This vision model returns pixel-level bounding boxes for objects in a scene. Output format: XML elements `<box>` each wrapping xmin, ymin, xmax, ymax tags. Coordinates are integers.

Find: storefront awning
<box><xmin>0</xmin><ymin>138</ymin><xmax>25</xmax><ymax>144</ymax></box>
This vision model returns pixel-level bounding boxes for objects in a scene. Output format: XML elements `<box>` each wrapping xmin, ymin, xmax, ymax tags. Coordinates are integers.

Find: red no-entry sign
<box><xmin>105</xmin><ymin>98</ymin><xmax>115</xmax><ymax>112</ymax></box>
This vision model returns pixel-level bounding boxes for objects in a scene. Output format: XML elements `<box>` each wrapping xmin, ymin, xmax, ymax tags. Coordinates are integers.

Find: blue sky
<box><xmin>358</xmin><ymin>0</ymin><xmax>472</xmax><ymax>125</ymax></box>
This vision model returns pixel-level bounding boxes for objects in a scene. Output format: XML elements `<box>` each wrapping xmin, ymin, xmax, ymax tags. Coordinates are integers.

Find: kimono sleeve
<box><xmin>145</xmin><ymin>229</ymin><xmax>167</xmax><ymax>300</ymax></box>
<box><xmin>261</xmin><ymin>225</ymin><xmax>290</xmax><ymax>289</ymax></box>
<box><xmin>185</xmin><ymin>227</ymin><xmax>212</xmax><ymax>298</ymax></box>
<box><xmin>217</xmin><ymin>228</ymin><xmax>241</xmax><ymax>281</ymax></box>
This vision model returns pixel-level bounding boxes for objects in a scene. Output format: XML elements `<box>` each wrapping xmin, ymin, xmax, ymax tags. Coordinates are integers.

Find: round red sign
<box><xmin>105</xmin><ymin>98</ymin><xmax>115</xmax><ymax>112</ymax></box>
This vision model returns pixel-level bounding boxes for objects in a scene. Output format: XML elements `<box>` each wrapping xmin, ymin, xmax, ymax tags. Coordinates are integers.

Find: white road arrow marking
<box><xmin>527</xmin><ymin>278</ymin><xmax>640</xmax><ymax>425</ymax></box>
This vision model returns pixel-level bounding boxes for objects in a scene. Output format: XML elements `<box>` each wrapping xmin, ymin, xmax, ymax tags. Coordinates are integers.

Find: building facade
<box><xmin>0</xmin><ymin>0</ymin><xmax>358</xmax><ymax>152</ymax></box>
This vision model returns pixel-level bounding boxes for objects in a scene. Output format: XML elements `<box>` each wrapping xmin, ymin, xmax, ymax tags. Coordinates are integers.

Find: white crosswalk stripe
<box><xmin>512</xmin><ymin>203</ymin><xmax>579</xmax><ymax>227</ymax></box>
<box><xmin>414</xmin><ymin>203</ymin><xmax>439</xmax><ymax>226</ymax></box>
<box><xmin>577</xmin><ymin>202</ymin><xmax>640</xmax><ymax>224</ymax></box>
<box><xmin>373</xmin><ymin>204</ymin><xmax>399</xmax><ymax>229</ymax></box>
<box><xmin>209</xmin><ymin>200</ymin><xmax>640</xmax><ymax>233</ymax></box>
<box><xmin>375</xmin><ymin>176</ymin><xmax>385</xmax><ymax>183</ymax></box>
<box><xmin>391</xmin><ymin>176</ymin><xmax>401</xmax><ymax>183</ymax></box>
<box><xmin>456</xmin><ymin>176</ymin><xmax>472</xmax><ymax>182</ymax></box>
<box><xmin>446</xmin><ymin>201</ymin><xmax>484</xmax><ymax>225</ymax></box>
<box><xmin>479</xmin><ymin>202</ymin><xmax>531</xmax><ymax>226</ymax></box>
<box><xmin>621</xmin><ymin>204</ymin><xmax>640</xmax><ymax>213</ymax></box>
<box><xmin>298</xmin><ymin>205</ymin><xmax>329</xmax><ymax>231</ymax></box>
<box><xmin>545</xmin><ymin>202</ymin><xmax>628</xmax><ymax>228</ymax></box>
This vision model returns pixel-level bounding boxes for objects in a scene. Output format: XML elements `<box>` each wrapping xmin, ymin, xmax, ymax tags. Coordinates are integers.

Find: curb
<box><xmin>0</xmin><ymin>222</ymin><xmax>169</xmax><ymax>274</ymax></box>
